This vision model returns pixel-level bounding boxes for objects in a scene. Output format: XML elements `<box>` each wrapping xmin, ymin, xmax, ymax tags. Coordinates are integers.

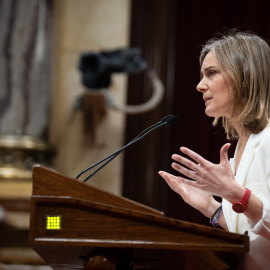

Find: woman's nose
<box><xmin>196</xmin><ymin>78</ymin><xmax>207</xmax><ymax>93</ymax></box>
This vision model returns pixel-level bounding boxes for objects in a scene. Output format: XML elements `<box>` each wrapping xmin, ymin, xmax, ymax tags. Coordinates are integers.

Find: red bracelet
<box><xmin>232</xmin><ymin>188</ymin><xmax>251</xmax><ymax>213</ymax></box>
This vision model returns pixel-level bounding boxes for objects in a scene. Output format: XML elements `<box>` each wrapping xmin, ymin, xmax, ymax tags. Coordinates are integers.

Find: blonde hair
<box><xmin>200</xmin><ymin>31</ymin><xmax>270</xmax><ymax>139</ymax></box>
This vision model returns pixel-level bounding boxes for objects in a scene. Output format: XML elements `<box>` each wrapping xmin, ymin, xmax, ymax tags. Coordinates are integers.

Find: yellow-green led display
<box><xmin>46</xmin><ymin>215</ymin><xmax>61</xmax><ymax>230</ymax></box>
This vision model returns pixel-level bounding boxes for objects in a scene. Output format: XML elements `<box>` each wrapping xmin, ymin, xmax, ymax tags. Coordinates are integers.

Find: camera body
<box><xmin>78</xmin><ymin>48</ymin><xmax>147</xmax><ymax>89</ymax></box>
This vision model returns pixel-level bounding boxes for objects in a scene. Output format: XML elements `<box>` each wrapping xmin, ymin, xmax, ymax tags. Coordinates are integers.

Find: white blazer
<box><xmin>223</xmin><ymin>122</ymin><xmax>270</xmax><ymax>270</ymax></box>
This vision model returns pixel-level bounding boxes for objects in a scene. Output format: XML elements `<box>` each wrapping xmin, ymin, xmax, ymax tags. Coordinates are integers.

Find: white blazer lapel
<box><xmin>224</xmin><ymin>137</ymin><xmax>256</xmax><ymax>233</ymax></box>
<box><xmin>235</xmin><ymin>135</ymin><xmax>257</xmax><ymax>187</ymax></box>
<box><xmin>230</xmin><ymin>137</ymin><xmax>256</xmax><ymax>232</ymax></box>
<box><xmin>237</xmin><ymin>123</ymin><xmax>270</xmax><ymax>186</ymax></box>
<box><xmin>226</xmin><ymin>125</ymin><xmax>269</xmax><ymax>233</ymax></box>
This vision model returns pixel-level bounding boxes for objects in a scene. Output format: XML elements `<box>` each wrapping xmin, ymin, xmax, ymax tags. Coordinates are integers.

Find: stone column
<box><xmin>0</xmin><ymin>0</ymin><xmax>54</xmax><ymax>182</ymax></box>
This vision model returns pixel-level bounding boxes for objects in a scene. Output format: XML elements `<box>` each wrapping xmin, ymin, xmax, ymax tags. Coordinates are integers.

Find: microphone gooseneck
<box><xmin>75</xmin><ymin>114</ymin><xmax>174</xmax><ymax>180</ymax></box>
<box><xmin>76</xmin><ymin>114</ymin><xmax>179</xmax><ymax>182</ymax></box>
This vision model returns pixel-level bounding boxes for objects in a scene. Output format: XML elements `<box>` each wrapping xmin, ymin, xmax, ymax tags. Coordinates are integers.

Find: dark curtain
<box><xmin>123</xmin><ymin>0</ymin><xmax>270</xmax><ymax>226</ymax></box>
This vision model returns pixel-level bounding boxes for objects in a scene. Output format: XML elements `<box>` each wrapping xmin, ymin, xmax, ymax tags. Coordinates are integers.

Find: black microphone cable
<box><xmin>75</xmin><ymin>114</ymin><xmax>173</xmax><ymax>180</ymax></box>
<box><xmin>76</xmin><ymin>114</ymin><xmax>179</xmax><ymax>182</ymax></box>
<box><xmin>82</xmin><ymin>115</ymin><xmax>179</xmax><ymax>182</ymax></box>
<box><xmin>81</xmin><ymin>114</ymin><xmax>179</xmax><ymax>182</ymax></box>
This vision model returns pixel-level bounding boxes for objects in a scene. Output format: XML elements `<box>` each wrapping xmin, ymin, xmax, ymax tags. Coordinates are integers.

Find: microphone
<box><xmin>75</xmin><ymin>114</ymin><xmax>174</xmax><ymax>180</ymax></box>
<box><xmin>76</xmin><ymin>114</ymin><xmax>179</xmax><ymax>182</ymax></box>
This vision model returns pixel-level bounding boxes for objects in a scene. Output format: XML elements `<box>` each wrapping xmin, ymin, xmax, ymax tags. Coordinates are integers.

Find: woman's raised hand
<box><xmin>158</xmin><ymin>143</ymin><xmax>239</xmax><ymax>218</ymax></box>
<box><xmin>169</xmin><ymin>143</ymin><xmax>237</xmax><ymax>200</ymax></box>
<box><xmin>158</xmin><ymin>170</ymin><xmax>216</xmax><ymax>216</ymax></box>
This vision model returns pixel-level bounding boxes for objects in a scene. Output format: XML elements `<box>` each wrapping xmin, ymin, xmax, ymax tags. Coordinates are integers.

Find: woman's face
<box><xmin>197</xmin><ymin>51</ymin><xmax>235</xmax><ymax>119</ymax></box>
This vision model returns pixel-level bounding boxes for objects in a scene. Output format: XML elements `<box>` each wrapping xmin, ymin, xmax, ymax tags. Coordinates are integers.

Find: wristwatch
<box><xmin>232</xmin><ymin>188</ymin><xmax>251</xmax><ymax>213</ymax></box>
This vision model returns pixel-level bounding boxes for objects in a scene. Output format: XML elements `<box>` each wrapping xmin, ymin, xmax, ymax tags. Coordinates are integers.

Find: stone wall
<box><xmin>50</xmin><ymin>0</ymin><xmax>131</xmax><ymax>195</ymax></box>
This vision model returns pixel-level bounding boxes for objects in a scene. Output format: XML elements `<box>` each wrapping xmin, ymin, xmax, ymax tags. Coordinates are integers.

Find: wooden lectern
<box><xmin>29</xmin><ymin>166</ymin><xmax>249</xmax><ymax>269</ymax></box>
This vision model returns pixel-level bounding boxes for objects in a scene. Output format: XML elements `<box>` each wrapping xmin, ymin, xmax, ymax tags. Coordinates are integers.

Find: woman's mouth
<box><xmin>203</xmin><ymin>97</ymin><xmax>212</xmax><ymax>103</ymax></box>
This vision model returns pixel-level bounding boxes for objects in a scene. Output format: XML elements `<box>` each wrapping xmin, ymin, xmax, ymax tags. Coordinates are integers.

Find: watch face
<box><xmin>232</xmin><ymin>202</ymin><xmax>245</xmax><ymax>213</ymax></box>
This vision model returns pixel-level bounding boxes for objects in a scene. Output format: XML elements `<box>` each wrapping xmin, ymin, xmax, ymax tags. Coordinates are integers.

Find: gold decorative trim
<box><xmin>0</xmin><ymin>135</ymin><xmax>55</xmax><ymax>152</ymax></box>
<box><xmin>0</xmin><ymin>136</ymin><xmax>55</xmax><ymax>181</ymax></box>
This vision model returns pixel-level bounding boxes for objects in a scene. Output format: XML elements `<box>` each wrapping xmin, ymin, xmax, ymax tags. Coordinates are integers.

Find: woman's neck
<box><xmin>231</xmin><ymin>120</ymin><xmax>250</xmax><ymax>142</ymax></box>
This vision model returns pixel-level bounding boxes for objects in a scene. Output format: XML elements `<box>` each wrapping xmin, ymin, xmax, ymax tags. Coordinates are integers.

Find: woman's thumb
<box><xmin>220</xmin><ymin>143</ymin><xmax>231</xmax><ymax>163</ymax></box>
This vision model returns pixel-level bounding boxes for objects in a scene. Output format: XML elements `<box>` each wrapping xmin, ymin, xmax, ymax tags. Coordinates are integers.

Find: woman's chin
<box><xmin>205</xmin><ymin>108</ymin><xmax>215</xmax><ymax>117</ymax></box>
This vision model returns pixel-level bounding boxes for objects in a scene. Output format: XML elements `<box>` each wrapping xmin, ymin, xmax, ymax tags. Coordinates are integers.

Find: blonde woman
<box><xmin>159</xmin><ymin>31</ymin><xmax>270</xmax><ymax>269</ymax></box>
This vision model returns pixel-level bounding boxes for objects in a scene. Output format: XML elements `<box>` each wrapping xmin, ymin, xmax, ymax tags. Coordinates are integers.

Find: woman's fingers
<box><xmin>179</xmin><ymin>147</ymin><xmax>208</xmax><ymax>166</ymax></box>
<box><xmin>220</xmin><ymin>143</ymin><xmax>231</xmax><ymax>164</ymax></box>
<box><xmin>172</xmin><ymin>144</ymin><xmax>231</xmax><ymax>178</ymax></box>
<box><xmin>159</xmin><ymin>171</ymin><xmax>214</xmax><ymax>214</ymax></box>
<box><xmin>171</xmin><ymin>148</ymin><xmax>211</xmax><ymax>183</ymax></box>
<box><xmin>158</xmin><ymin>171</ymin><xmax>194</xmax><ymax>197</ymax></box>
<box><xmin>171</xmin><ymin>162</ymin><xmax>200</xmax><ymax>182</ymax></box>
<box><xmin>178</xmin><ymin>144</ymin><xmax>231</xmax><ymax>167</ymax></box>
<box><xmin>161</xmin><ymin>144</ymin><xmax>236</xmax><ymax>204</ymax></box>
<box><xmin>158</xmin><ymin>171</ymin><xmax>181</xmax><ymax>192</ymax></box>
<box><xmin>172</xmin><ymin>154</ymin><xmax>197</xmax><ymax>169</ymax></box>
<box><xmin>159</xmin><ymin>170</ymin><xmax>199</xmax><ymax>189</ymax></box>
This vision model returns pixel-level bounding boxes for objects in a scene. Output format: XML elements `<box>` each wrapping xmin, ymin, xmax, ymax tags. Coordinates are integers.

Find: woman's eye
<box><xmin>209</xmin><ymin>70</ymin><xmax>216</xmax><ymax>76</ymax></box>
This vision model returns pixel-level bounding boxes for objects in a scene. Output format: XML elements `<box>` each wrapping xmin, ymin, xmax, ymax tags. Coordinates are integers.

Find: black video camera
<box><xmin>78</xmin><ymin>48</ymin><xmax>147</xmax><ymax>89</ymax></box>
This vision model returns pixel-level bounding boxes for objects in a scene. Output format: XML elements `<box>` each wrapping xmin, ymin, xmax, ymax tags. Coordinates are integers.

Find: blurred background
<box><xmin>1</xmin><ymin>0</ymin><xmax>270</xmax><ymax>268</ymax></box>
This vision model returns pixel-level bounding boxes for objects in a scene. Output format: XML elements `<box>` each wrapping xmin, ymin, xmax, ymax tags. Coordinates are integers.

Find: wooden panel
<box><xmin>29</xmin><ymin>166</ymin><xmax>249</xmax><ymax>269</ymax></box>
<box><xmin>30</xmin><ymin>196</ymin><xmax>248</xmax><ymax>251</ymax></box>
<box><xmin>32</xmin><ymin>166</ymin><xmax>163</xmax><ymax>215</ymax></box>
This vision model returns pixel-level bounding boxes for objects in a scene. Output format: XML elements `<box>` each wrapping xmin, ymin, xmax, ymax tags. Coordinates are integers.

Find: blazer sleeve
<box><xmin>251</xmin><ymin>195</ymin><xmax>270</xmax><ymax>241</ymax></box>
<box><xmin>251</xmin><ymin>132</ymin><xmax>270</xmax><ymax>241</ymax></box>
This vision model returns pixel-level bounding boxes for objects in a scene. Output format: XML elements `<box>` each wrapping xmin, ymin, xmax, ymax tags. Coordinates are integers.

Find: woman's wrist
<box><xmin>204</xmin><ymin>200</ymin><xmax>222</xmax><ymax>219</ymax></box>
<box><xmin>223</xmin><ymin>182</ymin><xmax>246</xmax><ymax>204</ymax></box>
<box><xmin>207</xmin><ymin>202</ymin><xmax>228</xmax><ymax>230</ymax></box>
<box><xmin>210</xmin><ymin>203</ymin><xmax>223</xmax><ymax>227</ymax></box>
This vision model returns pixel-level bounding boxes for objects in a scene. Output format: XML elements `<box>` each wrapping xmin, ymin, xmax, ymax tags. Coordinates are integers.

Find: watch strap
<box><xmin>240</xmin><ymin>188</ymin><xmax>251</xmax><ymax>205</ymax></box>
<box><xmin>232</xmin><ymin>188</ymin><xmax>251</xmax><ymax>213</ymax></box>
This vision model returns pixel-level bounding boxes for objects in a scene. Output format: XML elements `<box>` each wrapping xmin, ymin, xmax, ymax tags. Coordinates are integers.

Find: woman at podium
<box><xmin>159</xmin><ymin>31</ymin><xmax>270</xmax><ymax>270</ymax></box>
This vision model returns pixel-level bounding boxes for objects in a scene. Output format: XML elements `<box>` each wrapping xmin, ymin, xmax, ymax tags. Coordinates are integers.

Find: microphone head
<box><xmin>161</xmin><ymin>114</ymin><xmax>174</xmax><ymax>123</ymax></box>
<box><xmin>166</xmin><ymin>115</ymin><xmax>180</xmax><ymax>125</ymax></box>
